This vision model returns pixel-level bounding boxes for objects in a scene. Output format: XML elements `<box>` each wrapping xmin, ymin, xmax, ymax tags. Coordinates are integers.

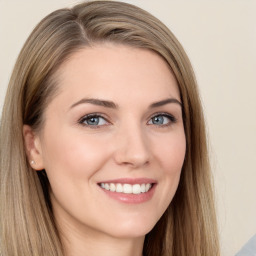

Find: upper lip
<box><xmin>98</xmin><ymin>178</ymin><xmax>157</xmax><ymax>185</ymax></box>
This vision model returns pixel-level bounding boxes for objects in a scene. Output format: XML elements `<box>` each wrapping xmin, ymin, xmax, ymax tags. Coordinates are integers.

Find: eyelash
<box><xmin>148</xmin><ymin>113</ymin><xmax>177</xmax><ymax>127</ymax></box>
<box><xmin>78</xmin><ymin>112</ymin><xmax>177</xmax><ymax>128</ymax></box>
<box><xmin>78</xmin><ymin>113</ymin><xmax>110</xmax><ymax>128</ymax></box>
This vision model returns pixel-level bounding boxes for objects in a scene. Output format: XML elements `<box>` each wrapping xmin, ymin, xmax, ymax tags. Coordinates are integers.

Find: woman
<box><xmin>0</xmin><ymin>1</ymin><xmax>220</xmax><ymax>255</ymax></box>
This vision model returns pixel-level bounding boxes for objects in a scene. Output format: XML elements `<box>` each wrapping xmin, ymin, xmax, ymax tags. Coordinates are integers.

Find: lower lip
<box><xmin>100</xmin><ymin>184</ymin><xmax>156</xmax><ymax>204</ymax></box>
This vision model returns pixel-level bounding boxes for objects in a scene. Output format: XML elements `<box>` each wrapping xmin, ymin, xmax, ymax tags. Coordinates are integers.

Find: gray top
<box><xmin>236</xmin><ymin>234</ymin><xmax>256</xmax><ymax>256</ymax></box>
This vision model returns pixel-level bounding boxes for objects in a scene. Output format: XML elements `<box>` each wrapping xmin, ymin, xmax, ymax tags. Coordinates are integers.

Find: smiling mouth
<box><xmin>99</xmin><ymin>183</ymin><xmax>153</xmax><ymax>194</ymax></box>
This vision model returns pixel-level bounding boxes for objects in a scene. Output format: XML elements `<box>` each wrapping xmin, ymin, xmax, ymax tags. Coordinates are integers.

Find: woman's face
<box><xmin>33</xmin><ymin>44</ymin><xmax>186</xmax><ymax>239</ymax></box>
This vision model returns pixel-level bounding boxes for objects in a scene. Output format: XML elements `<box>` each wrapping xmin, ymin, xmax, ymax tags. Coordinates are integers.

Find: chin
<box><xmin>105</xmin><ymin>218</ymin><xmax>157</xmax><ymax>239</ymax></box>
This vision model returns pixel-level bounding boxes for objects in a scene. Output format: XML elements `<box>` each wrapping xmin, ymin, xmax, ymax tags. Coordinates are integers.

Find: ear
<box><xmin>23</xmin><ymin>125</ymin><xmax>45</xmax><ymax>171</ymax></box>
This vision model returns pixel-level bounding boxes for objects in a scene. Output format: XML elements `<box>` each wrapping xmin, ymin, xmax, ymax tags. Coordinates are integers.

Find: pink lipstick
<box><xmin>98</xmin><ymin>178</ymin><xmax>157</xmax><ymax>204</ymax></box>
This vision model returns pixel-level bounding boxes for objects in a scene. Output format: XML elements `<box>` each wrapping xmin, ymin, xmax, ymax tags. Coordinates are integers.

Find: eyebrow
<box><xmin>70</xmin><ymin>97</ymin><xmax>182</xmax><ymax>110</ymax></box>
<box><xmin>149</xmin><ymin>98</ymin><xmax>182</xmax><ymax>108</ymax></box>
<box><xmin>70</xmin><ymin>98</ymin><xmax>118</xmax><ymax>109</ymax></box>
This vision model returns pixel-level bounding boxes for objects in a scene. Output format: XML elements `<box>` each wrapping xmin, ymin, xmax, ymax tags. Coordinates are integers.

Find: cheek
<box><xmin>152</xmin><ymin>130</ymin><xmax>186</xmax><ymax>209</ymax></box>
<box><xmin>154</xmin><ymin>130</ymin><xmax>186</xmax><ymax>174</ymax></box>
<box><xmin>39</xmin><ymin>130</ymin><xmax>112</xmax><ymax>219</ymax></box>
<box><xmin>40</xmin><ymin>129</ymin><xmax>110</xmax><ymax>180</ymax></box>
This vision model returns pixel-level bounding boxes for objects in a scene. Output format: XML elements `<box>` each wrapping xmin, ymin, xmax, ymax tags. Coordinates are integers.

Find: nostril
<box><xmin>114</xmin><ymin>145</ymin><xmax>150</xmax><ymax>167</ymax></box>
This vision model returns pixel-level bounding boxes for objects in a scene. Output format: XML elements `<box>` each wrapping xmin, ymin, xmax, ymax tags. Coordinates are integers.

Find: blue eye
<box><xmin>148</xmin><ymin>114</ymin><xmax>176</xmax><ymax>126</ymax></box>
<box><xmin>79</xmin><ymin>115</ymin><xmax>108</xmax><ymax>126</ymax></box>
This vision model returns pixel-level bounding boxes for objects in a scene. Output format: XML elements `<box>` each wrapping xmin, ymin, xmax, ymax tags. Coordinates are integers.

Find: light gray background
<box><xmin>1</xmin><ymin>1</ymin><xmax>256</xmax><ymax>255</ymax></box>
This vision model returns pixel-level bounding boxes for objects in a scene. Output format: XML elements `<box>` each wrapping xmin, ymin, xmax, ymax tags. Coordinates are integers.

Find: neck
<box><xmin>63</xmin><ymin>235</ymin><xmax>144</xmax><ymax>256</ymax></box>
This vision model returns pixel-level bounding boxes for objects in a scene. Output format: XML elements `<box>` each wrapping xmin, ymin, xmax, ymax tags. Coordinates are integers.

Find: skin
<box><xmin>24</xmin><ymin>44</ymin><xmax>186</xmax><ymax>256</ymax></box>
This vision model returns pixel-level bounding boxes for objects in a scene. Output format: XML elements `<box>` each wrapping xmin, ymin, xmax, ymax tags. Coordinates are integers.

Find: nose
<box><xmin>113</xmin><ymin>123</ymin><xmax>150</xmax><ymax>168</ymax></box>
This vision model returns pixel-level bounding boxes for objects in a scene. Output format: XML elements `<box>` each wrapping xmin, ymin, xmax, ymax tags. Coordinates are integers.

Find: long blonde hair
<box><xmin>0</xmin><ymin>1</ymin><xmax>220</xmax><ymax>255</ymax></box>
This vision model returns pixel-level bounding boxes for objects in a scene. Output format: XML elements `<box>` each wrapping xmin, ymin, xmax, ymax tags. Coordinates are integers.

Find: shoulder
<box><xmin>236</xmin><ymin>234</ymin><xmax>256</xmax><ymax>256</ymax></box>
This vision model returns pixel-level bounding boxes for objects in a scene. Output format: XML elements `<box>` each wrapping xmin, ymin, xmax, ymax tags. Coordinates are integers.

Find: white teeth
<box><xmin>145</xmin><ymin>183</ymin><xmax>151</xmax><ymax>192</ymax></box>
<box><xmin>132</xmin><ymin>184</ymin><xmax>141</xmax><ymax>194</ymax></box>
<box><xmin>110</xmin><ymin>183</ymin><xmax>115</xmax><ymax>192</ymax></box>
<box><xmin>123</xmin><ymin>184</ymin><xmax>132</xmax><ymax>194</ymax></box>
<box><xmin>116</xmin><ymin>183</ymin><xmax>123</xmax><ymax>193</ymax></box>
<box><xmin>99</xmin><ymin>183</ymin><xmax>153</xmax><ymax>194</ymax></box>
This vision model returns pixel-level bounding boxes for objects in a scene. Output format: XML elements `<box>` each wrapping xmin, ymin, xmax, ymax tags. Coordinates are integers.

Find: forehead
<box><xmin>53</xmin><ymin>44</ymin><xmax>180</xmax><ymax>104</ymax></box>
